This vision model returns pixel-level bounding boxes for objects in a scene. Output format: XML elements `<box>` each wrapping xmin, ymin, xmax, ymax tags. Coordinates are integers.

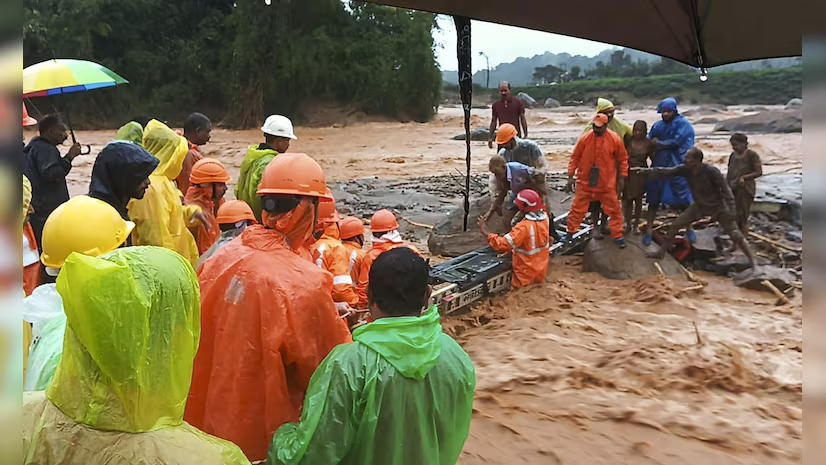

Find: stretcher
<box><xmin>427</xmin><ymin>212</ymin><xmax>591</xmax><ymax>315</ymax></box>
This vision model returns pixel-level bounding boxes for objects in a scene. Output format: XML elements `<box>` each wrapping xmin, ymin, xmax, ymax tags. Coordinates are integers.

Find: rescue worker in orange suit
<box><xmin>339</xmin><ymin>216</ymin><xmax>366</xmax><ymax>285</ymax></box>
<box><xmin>479</xmin><ymin>189</ymin><xmax>550</xmax><ymax>288</ymax></box>
<box><xmin>355</xmin><ymin>209</ymin><xmax>420</xmax><ymax>307</ymax></box>
<box><xmin>186</xmin><ymin>153</ymin><xmax>352</xmax><ymax>463</ymax></box>
<box><xmin>563</xmin><ymin>113</ymin><xmax>629</xmax><ymax>248</ymax></box>
<box><xmin>310</xmin><ymin>190</ymin><xmax>360</xmax><ymax>313</ymax></box>
<box><xmin>184</xmin><ymin>158</ymin><xmax>230</xmax><ymax>255</ymax></box>
<box><xmin>196</xmin><ymin>200</ymin><xmax>257</xmax><ymax>270</ymax></box>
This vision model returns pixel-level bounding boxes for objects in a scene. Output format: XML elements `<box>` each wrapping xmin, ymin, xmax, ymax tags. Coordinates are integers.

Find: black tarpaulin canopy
<box><xmin>363</xmin><ymin>0</ymin><xmax>801</xmax><ymax>68</ymax></box>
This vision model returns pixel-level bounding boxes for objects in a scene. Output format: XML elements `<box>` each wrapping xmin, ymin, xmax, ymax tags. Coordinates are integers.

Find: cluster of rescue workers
<box><xmin>17</xmin><ymin>88</ymin><xmax>764</xmax><ymax>464</ymax></box>
<box><xmin>482</xmin><ymin>82</ymin><xmax>763</xmax><ymax>288</ymax></box>
<box><xmin>20</xmin><ymin>112</ymin><xmax>474</xmax><ymax>464</ymax></box>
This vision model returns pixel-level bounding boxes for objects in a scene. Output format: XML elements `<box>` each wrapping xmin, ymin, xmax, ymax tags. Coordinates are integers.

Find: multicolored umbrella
<box><xmin>23</xmin><ymin>58</ymin><xmax>128</xmax><ymax>98</ymax></box>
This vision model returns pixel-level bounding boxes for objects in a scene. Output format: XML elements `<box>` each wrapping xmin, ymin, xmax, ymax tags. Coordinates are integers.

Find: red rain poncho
<box><xmin>187</xmin><ymin>199</ymin><xmax>352</xmax><ymax>462</ymax></box>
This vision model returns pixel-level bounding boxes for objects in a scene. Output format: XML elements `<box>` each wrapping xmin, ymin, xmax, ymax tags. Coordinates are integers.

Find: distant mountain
<box><xmin>441</xmin><ymin>48</ymin><xmax>802</xmax><ymax>87</ymax></box>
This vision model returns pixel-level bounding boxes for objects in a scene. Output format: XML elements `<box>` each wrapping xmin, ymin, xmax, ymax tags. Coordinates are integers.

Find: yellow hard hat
<box><xmin>40</xmin><ymin>195</ymin><xmax>135</xmax><ymax>269</ymax></box>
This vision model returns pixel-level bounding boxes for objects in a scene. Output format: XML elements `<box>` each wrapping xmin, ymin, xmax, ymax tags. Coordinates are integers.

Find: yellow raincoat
<box><xmin>115</xmin><ymin>121</ymin><xmax>144</xmax><ymax>145</ymax></box>
<box><xmin>22</xmin><ymin>246</ymin><xmax>250</xmax><ymax>465</ymax></box>
<box><xmin>582</xmin><ymin>98</ymin><xmax>633</xmax><ymax>140</ymax></box>
<box><xmin>128</xmin><ymin>120</ymin><xmax>201</xmax><ymax>266</ymax></box>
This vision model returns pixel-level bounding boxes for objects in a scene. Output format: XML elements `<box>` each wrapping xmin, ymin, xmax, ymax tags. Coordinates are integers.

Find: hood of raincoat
<box><xmin>142</xmin><ymin>119</ymin><xmax>189</xmax><ymax>180</ymax></box>
<box><xmin>262</xmin><ymin>197</ymin><xmax>317</xmax><ymax>256</ymax></box>
<box><xmin>240</xmin><ymin>143</ymin><xmax>278</xmax><ymax>175</ymax></box>
<box><xmin>657</xmin><ymin>97</ymin><xmax>678</xmax><ymax>113</ymax></box>
<box><xmin>352</xmin><ymin>305</ymin><xmax>443</xmax><ymax>380</ymax></box>
<box><xmin>115</xmin><ymin>121</ymin><xmax>144</xmax><ymax>145</ymax></box>
<box><xmin>88</xmin><ymin>141</ymin><xmax>159</xmax><ymax>219</ymax></box>
<box><xmin>46</xmin><ymin>246</ymin><xmax>201</xmax><ymax>433</ymax></box>
<box><xmin>596</xmin><ymin>98</ymin><xmax>614</xmax><ymax>112</ymax></box>
<box><xmin>185</xmin><ymin>184</ymin><xmax>223</xmax><ymax>215</ymax></box>
<box><xmin>319</xmin><ymin>222</ymin><xmax>340</xmax><ymax>241</ymax></box>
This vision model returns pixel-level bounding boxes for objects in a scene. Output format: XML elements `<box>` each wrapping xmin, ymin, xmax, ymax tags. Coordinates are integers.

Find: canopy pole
<box><xmin>454</xmin><ymin>15</ymin><xmax>472</xmax><ymax>231</ymax></box>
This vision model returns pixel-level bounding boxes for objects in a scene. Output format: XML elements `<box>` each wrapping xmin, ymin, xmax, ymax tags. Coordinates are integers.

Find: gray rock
<box><xmin>742</xmin><ymin>106</ymin><xmax>768</xmax><ymax>113</ymax></box>
<box><xmin>628</xmin><ymin>102</ymin><xmax>645</xmax><ymax>111</ymax></box>
<box><xmin>427</xmin><ymin>195</ymin><xmax>511</xmax><ymax>257</ymax></box>
<box><xmin>582</xmin><ymin>235</ymin><xmax>684</xmax><ymax>280</ymax></box>
<box><xmin>733</xmin><ymin>265</ymin><xmax>797</xmax><ymax>293</ymax></box>
<box><xmin>785</xmin><ymin>230</ymin><xmax>802</xmax><ymax>243</ymax></box>
<box><xmin>516</xmin><ymin>92</ymin><xmax>536</xmax><ymax>107</ymax></box>
<box><xmin>785</xmin><ymin>98</ymin><xmax>802</xmax><ymax>110</ymax></box>
<box><xmin>544</xmin><ymin>97</ymin><xmax>561</xmax><ymax>108</ymax></box>
<box><xmin>713</xmin><ymin>110</ymin><xmax>802</xmax><ymax>134</ymax></box>
<box><xmin>451</xmin><ymin>128</ymin><xmax>493</xmax><ymax>141</ymax></box>
<box><xmin>693</xmin><ymin>117</ymin><xmax>721</xmax><ymax>124</ymax></box>
<box><xmin>682</xmin><ymin>105</ymin><xmax>726</xmax><ymax>116</ymax></box>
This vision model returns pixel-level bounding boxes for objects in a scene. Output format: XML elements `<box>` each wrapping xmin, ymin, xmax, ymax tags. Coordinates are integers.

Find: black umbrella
<box><xmin>363</xmin><ymin>0</ymin><xmax>801</xmax><ymax>68</ymax></box>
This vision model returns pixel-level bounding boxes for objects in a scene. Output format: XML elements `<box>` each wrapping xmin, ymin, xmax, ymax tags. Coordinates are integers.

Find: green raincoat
<box><xmin>268</xmin><ymin>305</ymin><xmax>476</xmax><ymax>465</ymax></box>
<box><xmin>22</xmin><ymin>246</ymin><xmax>250</xmax><ymax>465</ymax></box>
<box><xmin>235</xmin><ymin>144</ymin><xmax>278</xmax><ymax>222</ymax></box>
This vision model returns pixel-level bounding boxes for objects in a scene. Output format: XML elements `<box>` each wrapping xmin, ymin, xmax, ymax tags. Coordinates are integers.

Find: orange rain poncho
<box><xmin>311</xmin><ymin>223</ymin><xmax>359</xmax><ymax>306</ymax></box>
<box><xmin>22</xmin><ymin>246</ymin><xmax>250</xmax><ymax>465</ymax></box>
<box><xmin>187</xmin><ymin>199</ymin><xmax>352</xmax><ymax>462</ymax></box>
<box><xmin>184</xmin><ymin>185</ymin><xmax>223</xmax><ymax>255</ymax></box>
<box><xmin>487</xmin><ymin>211</ymin><xmax>551</xmax><ymax>288</ymax></box>
<box><xmin>355</xmin><ymin>233</ymin><xmax>420</xmax><ymax>307</ymax></box>
<box><xmin>128</xmin><ymin>120</ymin><xmax>201</xmax><ymax>266</ymax></box>
<box><xmin>566</xmin><ymin>128</ymin><xmax>629</xmax><ymax>239</ymax></box>
<box><xmin>341</xmin><ymin>240</ymin><xmax>366</xmax><ymax>285</ymax></box>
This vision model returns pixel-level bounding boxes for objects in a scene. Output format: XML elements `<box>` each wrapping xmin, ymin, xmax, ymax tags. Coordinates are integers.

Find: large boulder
<box><xmin>451</xmin><ymin>128</ymin><xmax>492</xmax><ymax>141</ymax></box>
<box><xmin>516</xmin><ymin>92</ymin><xmax>536</xmax><ymax>107</ymax></box>
<box><xmin>694</xmin><ymin>117</ymin><xmax>721</xmax><ymax>124</ymax></box>
<box><xmin>682</xmin><ymin>105</ymin><xmax>726</xmax><ymax>116</ymax></box>
<box><xmin>733</xmin><ymin>266</ymin><xmax>797</xmax><ymax>293</ymax></box>
<box><xmin>582</xmin><ymin>235</ymin><xmax>685</xmax><ymax>280</ymax></box>
<box><xmin>427</xmin><ymin>195</ymin><xmax>510</xmax><ymax>257</ymax></box>
<box><xmin>628</xmin><ymin>102</ymin><xmax>645</xmax><ymax>111</ymax></box>
<box><xmin>544</xmin><ymin>97</ymin><xmax>561</xmax><ymax>108</ymax></box>
<box><xmin>785</xmin><ymin>98</ymin><xmax>802</xmax><ymax>110</ymax></box>
<box><xmin>713</xmin><ymin>110</ymin><xmax>802</xmax><ymax>134</ymax></box>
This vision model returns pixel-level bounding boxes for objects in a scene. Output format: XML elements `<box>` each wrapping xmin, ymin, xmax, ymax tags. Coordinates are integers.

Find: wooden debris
<box><xmin>692</xmin><ymin>320</ymin><xmax>703</xmax><ymax>345</ymax></box>
<box><xmin>679</xmin><ymin>263</ymin><xmax>707</xmax><ymax>286</ymax></box>
<box><xmin>560</xmin><ymin>195</ymin><xmax>572</xmax><ymax>203</ymax></box>
<box><xmin>400</xmin><ymin>216</ymin><xmax>434</xmax><ymax>229</ymax></box>
<box><xmin>749</xmin><ymin>231</ymin><xmax>802</xmax><ymax>254</ymax></box>
<box><xmin>653</xmin><ymin>262</ymin><xmax>665</xmax><ymax>278</ymax></box>
<box><xmin>762</xmin><ymin>279</ymin><xmax>790</xmax><ymax>305</ymax></box>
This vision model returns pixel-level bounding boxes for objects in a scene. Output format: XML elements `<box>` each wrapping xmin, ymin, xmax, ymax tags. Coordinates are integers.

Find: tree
<box><xmin>570</xmin><ymin>66</ymin><xmax>581</xmax><ymax>80</ymax></box>
<box><xmin>532</xmin><ymin>64</ymin><xmax>564</xmax><ymax>85</ymax></box>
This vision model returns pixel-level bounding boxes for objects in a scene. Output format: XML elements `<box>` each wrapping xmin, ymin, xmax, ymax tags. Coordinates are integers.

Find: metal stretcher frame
<box><xmin>428</xmin><ymin>212</ymin><xmax>592</xmax><ymax>315</ymax></box>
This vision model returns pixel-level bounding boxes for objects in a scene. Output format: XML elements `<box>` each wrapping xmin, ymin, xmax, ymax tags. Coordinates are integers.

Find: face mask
<box><xmin>262</xmin><ymin>197</ymin><xmax>318</xmax><ymax>254</ymax></box>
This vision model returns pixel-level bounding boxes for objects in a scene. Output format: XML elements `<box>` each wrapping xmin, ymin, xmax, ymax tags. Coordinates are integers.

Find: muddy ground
<box><xmin>36</xmin><ymin>104</ymin><xmax>804</xmax><ymax>464</ymax></box>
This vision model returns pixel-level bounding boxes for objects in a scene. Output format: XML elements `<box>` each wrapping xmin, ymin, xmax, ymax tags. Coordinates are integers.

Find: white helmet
<box><xmin>261</xmin><ymin>115</ymin><xmax>297</xmax><ymax>140</ymax></box>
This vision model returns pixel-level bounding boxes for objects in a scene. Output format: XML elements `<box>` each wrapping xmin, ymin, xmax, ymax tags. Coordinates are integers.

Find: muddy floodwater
<box><xmin>37</xmin><ymin>104</ymin><xmax>803</xmax><ymax>464</ymax></box>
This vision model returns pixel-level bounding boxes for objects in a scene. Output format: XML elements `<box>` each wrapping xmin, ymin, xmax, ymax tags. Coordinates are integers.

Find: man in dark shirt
<box><xmin>633</xmin><ymin>147</ymin><xmax>756</xmax><ymax>268</ymax></box>
<box><xmin>488</xmin><ymin>81</ymin><xmax>527</xmax><ymax>149</ymax></box>
<box><xmin>22</xmin><ymin>115</ymin><xmax>81</xmax><ymax>249</ymax></box>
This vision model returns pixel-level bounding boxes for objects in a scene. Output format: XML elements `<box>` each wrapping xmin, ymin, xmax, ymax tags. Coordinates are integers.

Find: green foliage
<box><xmin>510</xmin><ymin>67</ymin><xmax>802</xmax><ymax>106</ymax></box>
<box><xmin>580</xmin><ymin>51</ymin><xmax>693</xmax><ymax>80</ymax></box>
<box><xmin>22</xmin><ymin>0</ymin><xmax>442</xmax><ymax>128</ymax></box>
<box><xmin>532</xmin><ymin>64</ymin><xmax>564</xmax><ymax>85</ymax></box>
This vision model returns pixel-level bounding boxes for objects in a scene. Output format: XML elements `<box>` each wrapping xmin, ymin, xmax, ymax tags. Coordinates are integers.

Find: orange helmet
<box><xmin>216</xmin><ymin>200</ymin><xmax>257</xmax><ymax>225</ymax></box>
<box><xmin>495</xmin><ymin>123</ymin><xmax>518</xmax><ymax>145</ymax></box>
<box><xmin>339</xmin><ymin>216</ymin><xmax>365</xmax><ymax>240</ymax></box>
<box><xmin>257</xmin><ymin>153</ymin><xmax>330</xmax><ymax>198</ymax></box>
<box><xmin>317</xmin><ymin>188</ymin><xmax>340</xmax><ymax>223</ymax></box>
<box><xmin>370</xmin><ymin>209</ymin><xmax>399</xmax><ymax>233</ymax></box>
<box><xmin>190</xmin><ymin>158</ymin><xmax>231</xmax><ymax>184</ymax></box>
<box><xmin>23</xmin><ymin>102</ymin><xmax>37</xmax><ymax>127</ymax></box>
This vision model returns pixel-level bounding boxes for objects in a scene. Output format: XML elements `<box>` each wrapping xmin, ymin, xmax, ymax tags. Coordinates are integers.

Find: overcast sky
<box><xmin>433</xmin><ymin>17</ymin><xmax>615</xmax><ymax>72</ymax></box>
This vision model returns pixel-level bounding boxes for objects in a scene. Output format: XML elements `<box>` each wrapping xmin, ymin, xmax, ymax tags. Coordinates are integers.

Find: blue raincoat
<box><xmin>647</xmin><ymin>98</ymin><xmax>694</xmax><ymax>206</ymax></box>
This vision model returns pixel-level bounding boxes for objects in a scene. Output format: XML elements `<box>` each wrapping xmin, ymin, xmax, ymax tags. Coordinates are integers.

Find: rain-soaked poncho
<box><xmin>268</xmin><ymin>305</ymin><xmax>476</xmax><ymax>465</ymax></box>
<box><xmin>22</xmin><ymin>246</ymin><xmax>250</xmax><ymax>465</ymax></box>
<box><xmin>127</xmin><ymin>120</ymin><xmax>201</xmax><ymax>266</ymax></box>
<box><xmin>22</xmin><ymin>284</ymin><xmax>66</xmax><ymax>392</ymax></box>
<box><xmin>196</xmin><ymin>225</ymin><xmax>246</xmax><ymax>271</ymax></box>
<box><xmin>114</xmin><ymin>121</ymin><xmax>144</xmax><ymax>145</ymax></box>
<box><xmin>647</xmin><ymin>98</ymin><xmax>695</xmax><ymax>206</ymax></box>
<box><xmin>187</xmin><ymin>203</ymin><xmax>352</xmax><ymax>462</ymax></box>
<box><xmin>184</xmin><ymin>184</ymin><xmax>223</xmax><ymax>255</ymax></box>
<box><xmin>235</xmin><ymin>144</ymin><xmax>278</xmax><ymax>222</ymax></box>
<box><xmin>581</xmin><ymin>98</ymin><xmax>633</xmax><ymax>140</ymax></box>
